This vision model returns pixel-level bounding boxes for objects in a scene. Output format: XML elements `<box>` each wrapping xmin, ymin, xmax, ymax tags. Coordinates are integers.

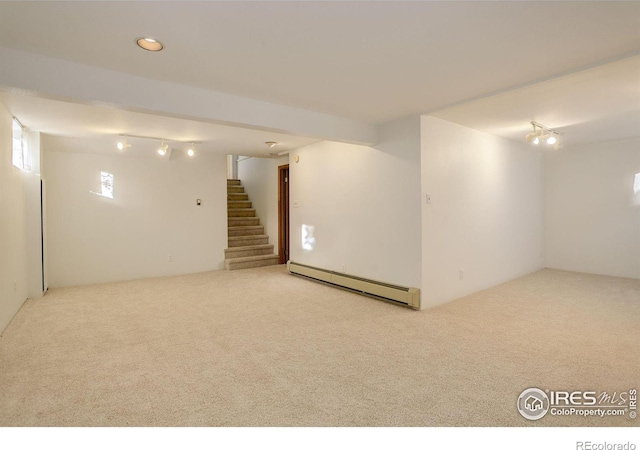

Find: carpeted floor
<box><xmin>0</xmin><ymin>266</ymin><xmax>638</xmax><ymax>427</ymax></box>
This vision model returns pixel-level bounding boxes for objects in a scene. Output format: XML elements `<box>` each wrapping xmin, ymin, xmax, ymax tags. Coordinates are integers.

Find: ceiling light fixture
<box><xmin>116</xmin><ymin>136</ymin><xmax>131</xmax><ymax>151</ymax></box>
<box><xmin>525</xmin><ymin>121</ymin><xmax>560</xmax><ymax>149</ymax></box>
<box><xmin>265</xmin><ymin>141</ymin><xmax>278</xmax><ymax>148</ymax></box>
<box><xmin>525</xmin><ymin>124</ymin><xmax>542</xmax><ymax>144</ymax></box>
<box><xmin>114</xmin><ymin>134</ymin><xmax>197</xmax><ymax>157</ymax></box>
<box><xmin>136</xmin><ymin>37</ymin><xmax>164</xmax><ymax>52</ymax></box>
<box><xmin>157</xmin><ymin>141</ymin><xmax>168</xmax><ymax>156</ymax></box>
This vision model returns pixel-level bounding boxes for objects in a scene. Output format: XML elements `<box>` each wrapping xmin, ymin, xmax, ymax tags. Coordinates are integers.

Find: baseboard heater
<box><xmin>287</xmin><ymin>261</ymin><xmax>420</xmax><ymax>310</ymax></box>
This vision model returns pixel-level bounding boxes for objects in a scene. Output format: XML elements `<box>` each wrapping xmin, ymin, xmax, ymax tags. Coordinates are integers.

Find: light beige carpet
<box><xmin>0</xmin><ymin>266</ymin><xmax>638</xmax><ymax>427</ymax></box>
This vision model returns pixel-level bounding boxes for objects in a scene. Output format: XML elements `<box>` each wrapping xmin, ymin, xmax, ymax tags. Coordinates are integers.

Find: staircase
<box><xmin>224</xmin><ymin>179</ymin><xmax>279</xmax><ymax>270</ymax></box>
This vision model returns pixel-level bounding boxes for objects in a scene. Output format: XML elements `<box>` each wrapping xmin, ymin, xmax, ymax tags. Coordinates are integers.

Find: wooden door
<box><xmin>278</xmin><ymin>165</ymin><xmax>290</xmax><ymax>264</ymax></box>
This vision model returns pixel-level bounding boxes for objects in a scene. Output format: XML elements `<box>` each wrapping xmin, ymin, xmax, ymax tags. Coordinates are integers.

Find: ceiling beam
<box><xmin>0</xmin><ymin>46</ymin><xmax>378</xmax><ymax>146</ymax></box>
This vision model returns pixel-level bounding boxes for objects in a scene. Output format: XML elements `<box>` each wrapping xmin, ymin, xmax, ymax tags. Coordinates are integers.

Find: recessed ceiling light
<box><xmin>265</xmin><ymin>141</ymin><xmax>278</xmax><ymax>148</ymax></box>
<box><xmin>136</xmin><ymin>37</ymin><xmax>164</xmax><ymax>52</ymax></box>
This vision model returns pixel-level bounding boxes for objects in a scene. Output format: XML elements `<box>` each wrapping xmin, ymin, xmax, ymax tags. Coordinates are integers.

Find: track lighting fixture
<box><xmin>525</xmin><ymin>121</ymin><xmax>560</xmax><ymax>149</ymax></box>
<box><xmin>113</xmin><ymin>135</ymin><xmax>199</xmax><ymax>158</ymax></box>
<box><xmin>116</xmin><ymin>136</ymin><xmax>131</xmax><ymax>151</ymax></box>
<box><xmin>525</xmin><ymin>125</ymin><xmax>543</xmax><ymax>144</ymax></box>
<box><xmin>157</xmin><ymin>141</ymin><xmax>168</xmax><ymax>156</ymax></box>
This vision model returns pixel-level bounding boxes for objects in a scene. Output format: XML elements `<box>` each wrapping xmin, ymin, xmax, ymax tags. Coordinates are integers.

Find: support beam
<box><xmin>0</xmin><ymin>46</ymin><xmax>378</xmax><ymax>146</ymax></box>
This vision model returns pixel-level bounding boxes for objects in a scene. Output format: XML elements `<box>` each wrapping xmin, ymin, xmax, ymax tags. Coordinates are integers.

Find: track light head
<box><xmin>186</xmin><ymin>142</ymin><xmax>197</xmax><ymax>157</ymax></box>
<box><xmin>525</xmin><ymin>123</ymin><xmax>543</xmax><ymax>144</ymax></box>
<box><xmin>157</xmin><ymin>141</ymin><xmax>168</xmax><ymax>156</ymax></box>
<box><xmin>116</xmin><ymin>137</ymin><xmax>130</xmax><ymax>151</ymax></box>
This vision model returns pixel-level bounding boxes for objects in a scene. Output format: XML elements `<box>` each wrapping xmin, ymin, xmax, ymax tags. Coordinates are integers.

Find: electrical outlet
<box><xmin>168</xmin><ymin>255</ymin><xmax>173</xmax><ymax>262</ymax></box>
<box><xmin>459</xmin><ymin>269</ymin><xmax>464</xmax><ymax>280</ymax></box>
<box><xmin>426</xmin><ymin>194</ymin><xmax>431</xmax><ymax>204</ymax></box>
<box><xmin>341</xmin><ymin>263</ymin><xmax>346</xmax><ymax>273</ymax></box>
<box><xmin>13</xmin><ymin>281</ymin><xmax>17</xmax><ymax>293</ymax></box>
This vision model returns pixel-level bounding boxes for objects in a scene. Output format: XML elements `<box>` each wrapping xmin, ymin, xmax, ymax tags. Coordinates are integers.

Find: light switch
<box><xmin>196</xmin><ymin>199</ymin><xmax>201</xmax><ymax>206</ymax></box>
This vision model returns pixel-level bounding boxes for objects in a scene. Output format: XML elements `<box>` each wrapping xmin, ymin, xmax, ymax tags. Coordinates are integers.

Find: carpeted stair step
<box><xmin>228</xmin><ymin>225</ymin><xmax>265</xmax><ymax>237</ymax></box>
<box><xmin>224</xmin><ymin>254</ymin><xmax>279</xmax><ymax>270</ymax></box>
<box><xmin>227</xmin><ymin>186</ymin><xmax>244</xmax><ymax>194</ymax></box>
<box><xmin>228</xmin><ymin>217</ymin><xmax>260</xmax><ymax>227</ymax></box>
<box><xmin>224</xmin><ymin>244</ymin><xmax>275</xmax><ymax>259</ymax></box>
<box><xmin>225</xmin><ymin>178</ymin><xmax>278</xmax><ymax>271</ymax></box>
<box><xmin>227</xmin><ymin>200</ymin><xmax>252</xmax><ymax>209</ymax></box>
<box><xmin>227</xmin><ymin>193</ymin><xmax>248</xmax><ymax>201</ymax></box>
<box><xmin>228</xmin><ymin>235</ymin><xmax>269</xmax><ymax>247</ymax></box>
<box><xmin>228</xmin><ymin>208</ymin><xmax>256</xmax><ymax>217</ymax></box>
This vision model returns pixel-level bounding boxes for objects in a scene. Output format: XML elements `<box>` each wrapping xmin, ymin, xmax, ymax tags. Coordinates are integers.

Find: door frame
<box><xmin>278</xmin><ymin>164</ymin><xmax>290</xmax><ymax>264</ymax></box>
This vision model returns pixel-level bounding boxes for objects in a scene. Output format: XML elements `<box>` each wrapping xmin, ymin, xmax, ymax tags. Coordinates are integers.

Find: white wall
<box><xmin>24</xmin><ymin>131</ymin><xmax>47</xmax><ymax>299</ymax></box>
<box><xmin>0</xmin><ymin>103</ymin><xmax>29</xmax><ymax>333</ymax></box>
<box><xmin>545</xmin><ymin>137</ymin><xmax>640</xmax><ymax>279</ymax></box>
<box><xmin>43</xmin><ymin>138</ymin><xmax>228</xmax><ymax>287</ymax></box>
<box><xmin>421</xmin><ymin>116</ymin><xmax>544</xmax><ymax>308</ymax></box>
<box><xmin>237</xmin><ymin>155</ymin><xmax>289</xmax><ymax>253</ymax></box>
<box><xmin>289</xmin><ymin>116</ymin><xmax>422</xmax><ymax>289</ymax></box>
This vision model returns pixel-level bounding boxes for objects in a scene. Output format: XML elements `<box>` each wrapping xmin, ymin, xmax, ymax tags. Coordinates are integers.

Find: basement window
<box><xmin>302</xmin><ymin>224</ymin><xmax>315</xmax><ymax>251</ymax></box>
<box><xmin>100</xmin><ymin>171</ymin><xmax>114</xmax><ymax>199</ymax></box>
<box><xmin>12</xmin><ymin>118</ymin><xmax>30</xmax><ymax>171</ymax></box>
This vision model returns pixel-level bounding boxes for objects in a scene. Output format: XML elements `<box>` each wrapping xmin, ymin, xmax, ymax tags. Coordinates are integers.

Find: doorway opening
<box><xmin>278</xmin><ymin>164</ymin><xmax>290</xmax><ymax>264</ymax></box>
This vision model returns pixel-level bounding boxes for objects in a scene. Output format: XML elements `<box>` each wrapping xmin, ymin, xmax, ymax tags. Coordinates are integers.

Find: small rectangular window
<box><xmin>12</xmin><ymin>118</ymin><xmax>30</xmax><ymax>171</ymax></box>
<box><xmin>101</xmin><ymin>171</ymin><xmax>114</xmax><ymax>199</ymax></box>
<box><xmin>302</xmin><ymin>224</ymin><xmax>315</xmax><ymax>251</ymax></box>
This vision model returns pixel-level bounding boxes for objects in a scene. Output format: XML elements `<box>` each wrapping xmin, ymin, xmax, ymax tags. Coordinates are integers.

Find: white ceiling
<box><xmin>0</xmin><ymin>1</ymin><xmax>638</xmax><ymax>150</ymax></box>
<box><xmin>433</xmin><ymin>54</ymin><xmax>640</xmax><ymax>147</ymax></box>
